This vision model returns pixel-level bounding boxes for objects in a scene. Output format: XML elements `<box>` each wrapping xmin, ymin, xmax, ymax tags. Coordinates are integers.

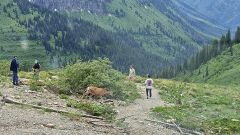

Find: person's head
<box><xmin>35</xmin><ymin>59</ymin><xmax>38</xmax><ymax>64</ymax></box>
<box><xmin>147</xmin><ymin>74</ymin><xmax>151</xmax><ymax>78</ymax></box>
<box><xmin>13</xmin><ymin>56</ymin><xmax>17</xmax><ymax>60</ymax></box>
<box><xmin>130</xmin><ymin>65</ymin><xmax>133</xmax><ymax>69</ymax></box>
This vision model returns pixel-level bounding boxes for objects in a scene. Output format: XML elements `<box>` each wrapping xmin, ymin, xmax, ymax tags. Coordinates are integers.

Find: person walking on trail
<box><xmin>10</xmin><ymin>56</ymin><xmax>19</xmax><ymax>86</ymax></box>
<box><xmin>32</xmin><ymin>59</ymin><xmax>40</xmax><ymax>81</ymax></box>
<box><xmin>128</xmin><ymin>65</ymin><xmax>136</xmax><ymax>81</ymax></box>
<box><xmin>145</xmin><ymin>74</ymin><xmax>153</xmax><ymax>99</ymax></box>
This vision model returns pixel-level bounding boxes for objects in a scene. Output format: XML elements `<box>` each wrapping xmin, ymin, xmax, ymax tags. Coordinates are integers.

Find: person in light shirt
<box><xmin>128</xmin><ymin>65</ymin><xmax>136</xmax><ymax>81</ymax></box>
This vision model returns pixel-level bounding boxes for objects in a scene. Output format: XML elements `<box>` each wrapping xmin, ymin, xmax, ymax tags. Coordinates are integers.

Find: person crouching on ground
<box><xmin>145</xmin><ymin>74</ymin><xmax>153</xmax><ymax>99</ymax></box>
<box><xmin>10</xmin><ymin>56</ymin><xmax>19</xmax><ymax>86</ymax></box>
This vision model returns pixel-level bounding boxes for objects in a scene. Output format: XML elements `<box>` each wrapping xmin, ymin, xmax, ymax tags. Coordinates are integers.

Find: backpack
<box><xmin>147</xmin><ymin>79</ymin><xmax>152</xmax><ymax>86</ymax></box>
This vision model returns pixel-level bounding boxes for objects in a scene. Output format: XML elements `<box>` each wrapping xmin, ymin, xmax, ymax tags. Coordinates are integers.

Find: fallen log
<box><xmin>1</xmin><ymin>97</ymin><xmax>104</xmax><ymax>120</ymax></box>
<box><xmin>172</xmin><ymin>121</ymin><xmax>183</xmax><ymax>134</ymax></box>
<box><xmin>145</xmin><ymin>119</ymin><xmax>203</xmax><ymax>135</ymax></box>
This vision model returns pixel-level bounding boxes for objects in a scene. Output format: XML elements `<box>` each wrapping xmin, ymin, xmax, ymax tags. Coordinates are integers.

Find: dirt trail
<box><xmin>116</xmin><ymin>84</ymin><xmax>180</xmax><ymax>135</ymax></box>
<box><xmin>0</xmin><ymin>85</ymin><xmax>123</xmax><ymax>135</ymax></box>
<box><xmin>0</xmin><ymin>84</ymin><xmax>181</xmax><ymax>135</ymax></box>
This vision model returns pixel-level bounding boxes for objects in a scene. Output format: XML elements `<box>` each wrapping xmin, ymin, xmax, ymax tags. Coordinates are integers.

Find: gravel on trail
<box><xmin>0</xmin><ymin>84</ymin><xmax>181</xmax><ymax>135</ymax></box>
<box><xmin>115</xmin><ymin>85</ymin><xmax>180</xmax><ymax>135</ymax></box>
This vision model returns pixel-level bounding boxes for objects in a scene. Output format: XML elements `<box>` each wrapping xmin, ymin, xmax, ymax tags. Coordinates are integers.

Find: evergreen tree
<box><xmin>225</xmin><ymin>30</ymin><xmax>231</xmax><ymax>48</ymax></box>
<box><xmin>225</xmin><ymin>30</ymin><xmax>233</xmax><ymax>55</ymax></box>
<box><xmin>234</xmin><ymin>26</ymin><xmax>240</xmax><ymax>44</ymax></box>
<box><xmin>211</xmin><ymin>39</ymin><xmax>219</xmax><ymax>57</ymax></box>
<box><xmin>219</xmin><ymin>35</ymin><xmax>226</xmax><ymax>51</ymax></box>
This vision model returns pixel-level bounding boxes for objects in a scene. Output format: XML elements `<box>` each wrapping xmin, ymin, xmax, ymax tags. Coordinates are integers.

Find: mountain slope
<box><xmin>180</xmin><ymin>0</ymin><xmax>240</xmax><ymax>30</ymax></box>
<box><xmin>0</xmin><ymin>0</ymin><xmax>49</xmax><ymax>70</ymax></box>
<box><xmin>179</xmin><ymin>44</ymin><xmax>240</xmax><ymax>86</ymax></box>
<box><xmin>0</xmin><ymin>0</ymin><xmax>226</xmax><ymax>74</ymax></box>
<box><xmin>30</xmin><ymin>0</ymin><xmax>225</xmax><ymax>63</ymax></box>
<box><xmin>0</xmin><ymin>0</ymin><xmax>169</xmax><ymax>74</ymax></box>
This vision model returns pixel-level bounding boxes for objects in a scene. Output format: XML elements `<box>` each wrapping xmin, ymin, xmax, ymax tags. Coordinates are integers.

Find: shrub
<box><xmin>58</xmin><ymin>58</ymin><xmax>140</xmax><ymax>101</ymax></box>
<box><xmin>0</xmin><ymin>60</ymin><xmax>10</xmax><ymax>77</ymax></box>
<box><xmin>29</xmin><ymin>80</ymin><xmax>40</xmax><ymax>91</ymax></box>
<box><xmin>67</xmin><ymin>99</ymin><xmax>116</xmax><ymax>120</ymax></box>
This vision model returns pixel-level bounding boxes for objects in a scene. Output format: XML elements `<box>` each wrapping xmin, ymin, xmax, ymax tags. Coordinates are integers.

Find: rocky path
<box><xmin>115</xmin><ymin>85</ymin><xmax>180</xmax><ymax>135</ymax></box>
<box><xmin>0</xmin><ymin>83</ymin><xmax>181</xmax><ymax>135</ymax></box>
<box><xmin>0</xmin><ymin>85</ymin><xmax>123</xmax><ymax>135</ymax></box>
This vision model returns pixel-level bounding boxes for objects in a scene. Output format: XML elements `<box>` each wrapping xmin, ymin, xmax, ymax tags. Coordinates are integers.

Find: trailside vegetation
<box><xmin>159</xmin><ymin>28</ymin><xmax>240</xmax><ymax>78</ymax></box>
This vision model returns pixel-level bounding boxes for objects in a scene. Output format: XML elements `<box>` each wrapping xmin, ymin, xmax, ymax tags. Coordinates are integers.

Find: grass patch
<box><xmin>202</xmin><ymin>118</ymin><xmax>240</xmax><ymax>134</ymax></box>
<box><xmin>153</xmin><ymin>79</ymin><xmax>240</xmax><ymax>134</ymax></box>
<box><xmin>60</xmin><ymin>94</ymin><xmax>69</xmax><ymax>100</ymax></box>
<box><xmin>67</xmin><ymin>99</ymin><xmax>116</xmax><ymax>121</ymax></box>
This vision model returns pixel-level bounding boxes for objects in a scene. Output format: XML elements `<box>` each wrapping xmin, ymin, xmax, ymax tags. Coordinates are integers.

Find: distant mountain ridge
<box><xmin>180</xmin><ymin>0</ymin><xmax>240</xmax><ymax>30</ymax></box>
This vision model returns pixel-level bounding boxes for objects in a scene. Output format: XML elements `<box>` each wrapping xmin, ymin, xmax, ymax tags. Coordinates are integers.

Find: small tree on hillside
<box><xmin>225</xmin><ymin>30</ymin><xmax>232</xmax><ymax>48</ymax></box>
<box><xmin>220</xmin><ymin>35</ymin><xmax>226</xmax><ymax>51</ymax></box>
<box><xmin>234</xmin><ymin>26</ymin><xmax>240</xmax><ymax>44</ymax></box>
<box><xmin>225</xmin><ymin>30</ymin><xmax>233</xmax><ymax>55</ymax></box>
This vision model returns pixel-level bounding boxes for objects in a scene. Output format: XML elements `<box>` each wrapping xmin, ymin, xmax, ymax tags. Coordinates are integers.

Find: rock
<box><xmin>117</xmin><ymin>101</ymin><xmax>127</xmax><ymax>106</ymax></box>
<box><xmin>232</xmin><ymin>119</ymin><xmax>239</xmax><ymax>122</ymax></box>
<box><xmin>43</xmin><ymin>123</ymin><xmax>55</xmax><ymax>128</ymax></box>
<box><xmin>53</xmin><ymin>102</ymin><xmax>58</xmax><ymax>105</ymax></box>
<box><xmin>43</xmin><ymin>89</ymin><xmax>48</xmax><ymax>93</ymax></box>
<box><xmin>52</xmin><ymin>76</ymin><xmax>59</xmax><ymax>80</ymax></box>
<box><xmin>37</xmin><ymin>102</ymin><xmax>42</xmax><ymax>106</ymax></box>
<box><xmin>166</xmin><ymin>119</ymin><xmax>176</xmax><ymax>123</ymax></box>
<box><xmin>15</xmin><ymin>96</ymin><xmax>20</xmax><ymax>99</ymax></box>
<box><xmin>28</xmin><ymin>90</ymin><xmax>36</xmax><ymax>93</ymax></box>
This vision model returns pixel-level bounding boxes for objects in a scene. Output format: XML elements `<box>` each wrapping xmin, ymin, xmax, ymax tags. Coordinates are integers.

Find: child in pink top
<box><xmin>145</xmin><ymin>74</ymin><xmax>153</xmax><ymax>99</ymax></box>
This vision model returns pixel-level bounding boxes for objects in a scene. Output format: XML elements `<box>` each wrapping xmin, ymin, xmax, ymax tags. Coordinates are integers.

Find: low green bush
<box><xmin>0</xmin><ymin>60</ymin><xmax>10</xmax><ymax>77</ymax></box>
<box><xmin>58</xmin><ymin>58</ymin><xmax>140</xmax><ymax>101</ymax></box>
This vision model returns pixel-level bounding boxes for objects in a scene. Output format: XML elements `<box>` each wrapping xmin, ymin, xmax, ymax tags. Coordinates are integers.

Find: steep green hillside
<box><xmin>0</xmin><ymin>0</ymin><xmax>170</xmax><ymax>74</ymax></box>
<box><xmin>0</xmin><ymin>0</ymin><xmax>226</xmax><ymax>74</ymax></box>
<box><xmin>179</xmin><ymin>44</ymin><xmax>240</xmax><ymax>86</ymax></box>
<box><xmin>152</xmin><ymin>79</ymin><xmax>240</xmax><ymax>134</ymax></box>
<box><xmin>68</xmin><ymin>0</ymin><xmax>224</xmax><ymax>61</ymax></box>
<box><xmin>0</xmin><ymin>0</ymin><xmax>49</xmax><ymax>70</ymax></box>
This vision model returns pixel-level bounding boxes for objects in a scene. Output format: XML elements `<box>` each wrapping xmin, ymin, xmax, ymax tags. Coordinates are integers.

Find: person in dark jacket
<box><xmin>32</xmin><ymin>59</ymin><xmax>40</xmax><ymax>81</ymax></box>
<box><xmin>10</xmin><ymin>56</ymin><xmax>19</xmax><ymax>85</ymax></box>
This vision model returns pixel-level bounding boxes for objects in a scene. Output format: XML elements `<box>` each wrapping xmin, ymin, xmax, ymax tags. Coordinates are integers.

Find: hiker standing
<box><xmin>32</xmin><ymin>59</ymin><xmax>40</xmax><ymax>81</ymax></box>
<box><xmin>145</xmin><ymin>74</ymin><xmax>153</xmax><ymax>99</ymax></box>
<box><xmin>10</xmin><ymin>56</ymin><xmax>19</xmax><ymax>86</ymax></box>
<box><xmin>128</xmin><ymin>65</ymin><xmax>136</xmax><ymax>81</ymax></box>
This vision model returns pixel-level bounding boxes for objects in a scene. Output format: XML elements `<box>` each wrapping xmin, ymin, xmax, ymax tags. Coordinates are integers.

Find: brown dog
<box><xmin>85</xmin><ymin>86</ymin><xmax>113</xmax><ymax>98</ymax></box>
